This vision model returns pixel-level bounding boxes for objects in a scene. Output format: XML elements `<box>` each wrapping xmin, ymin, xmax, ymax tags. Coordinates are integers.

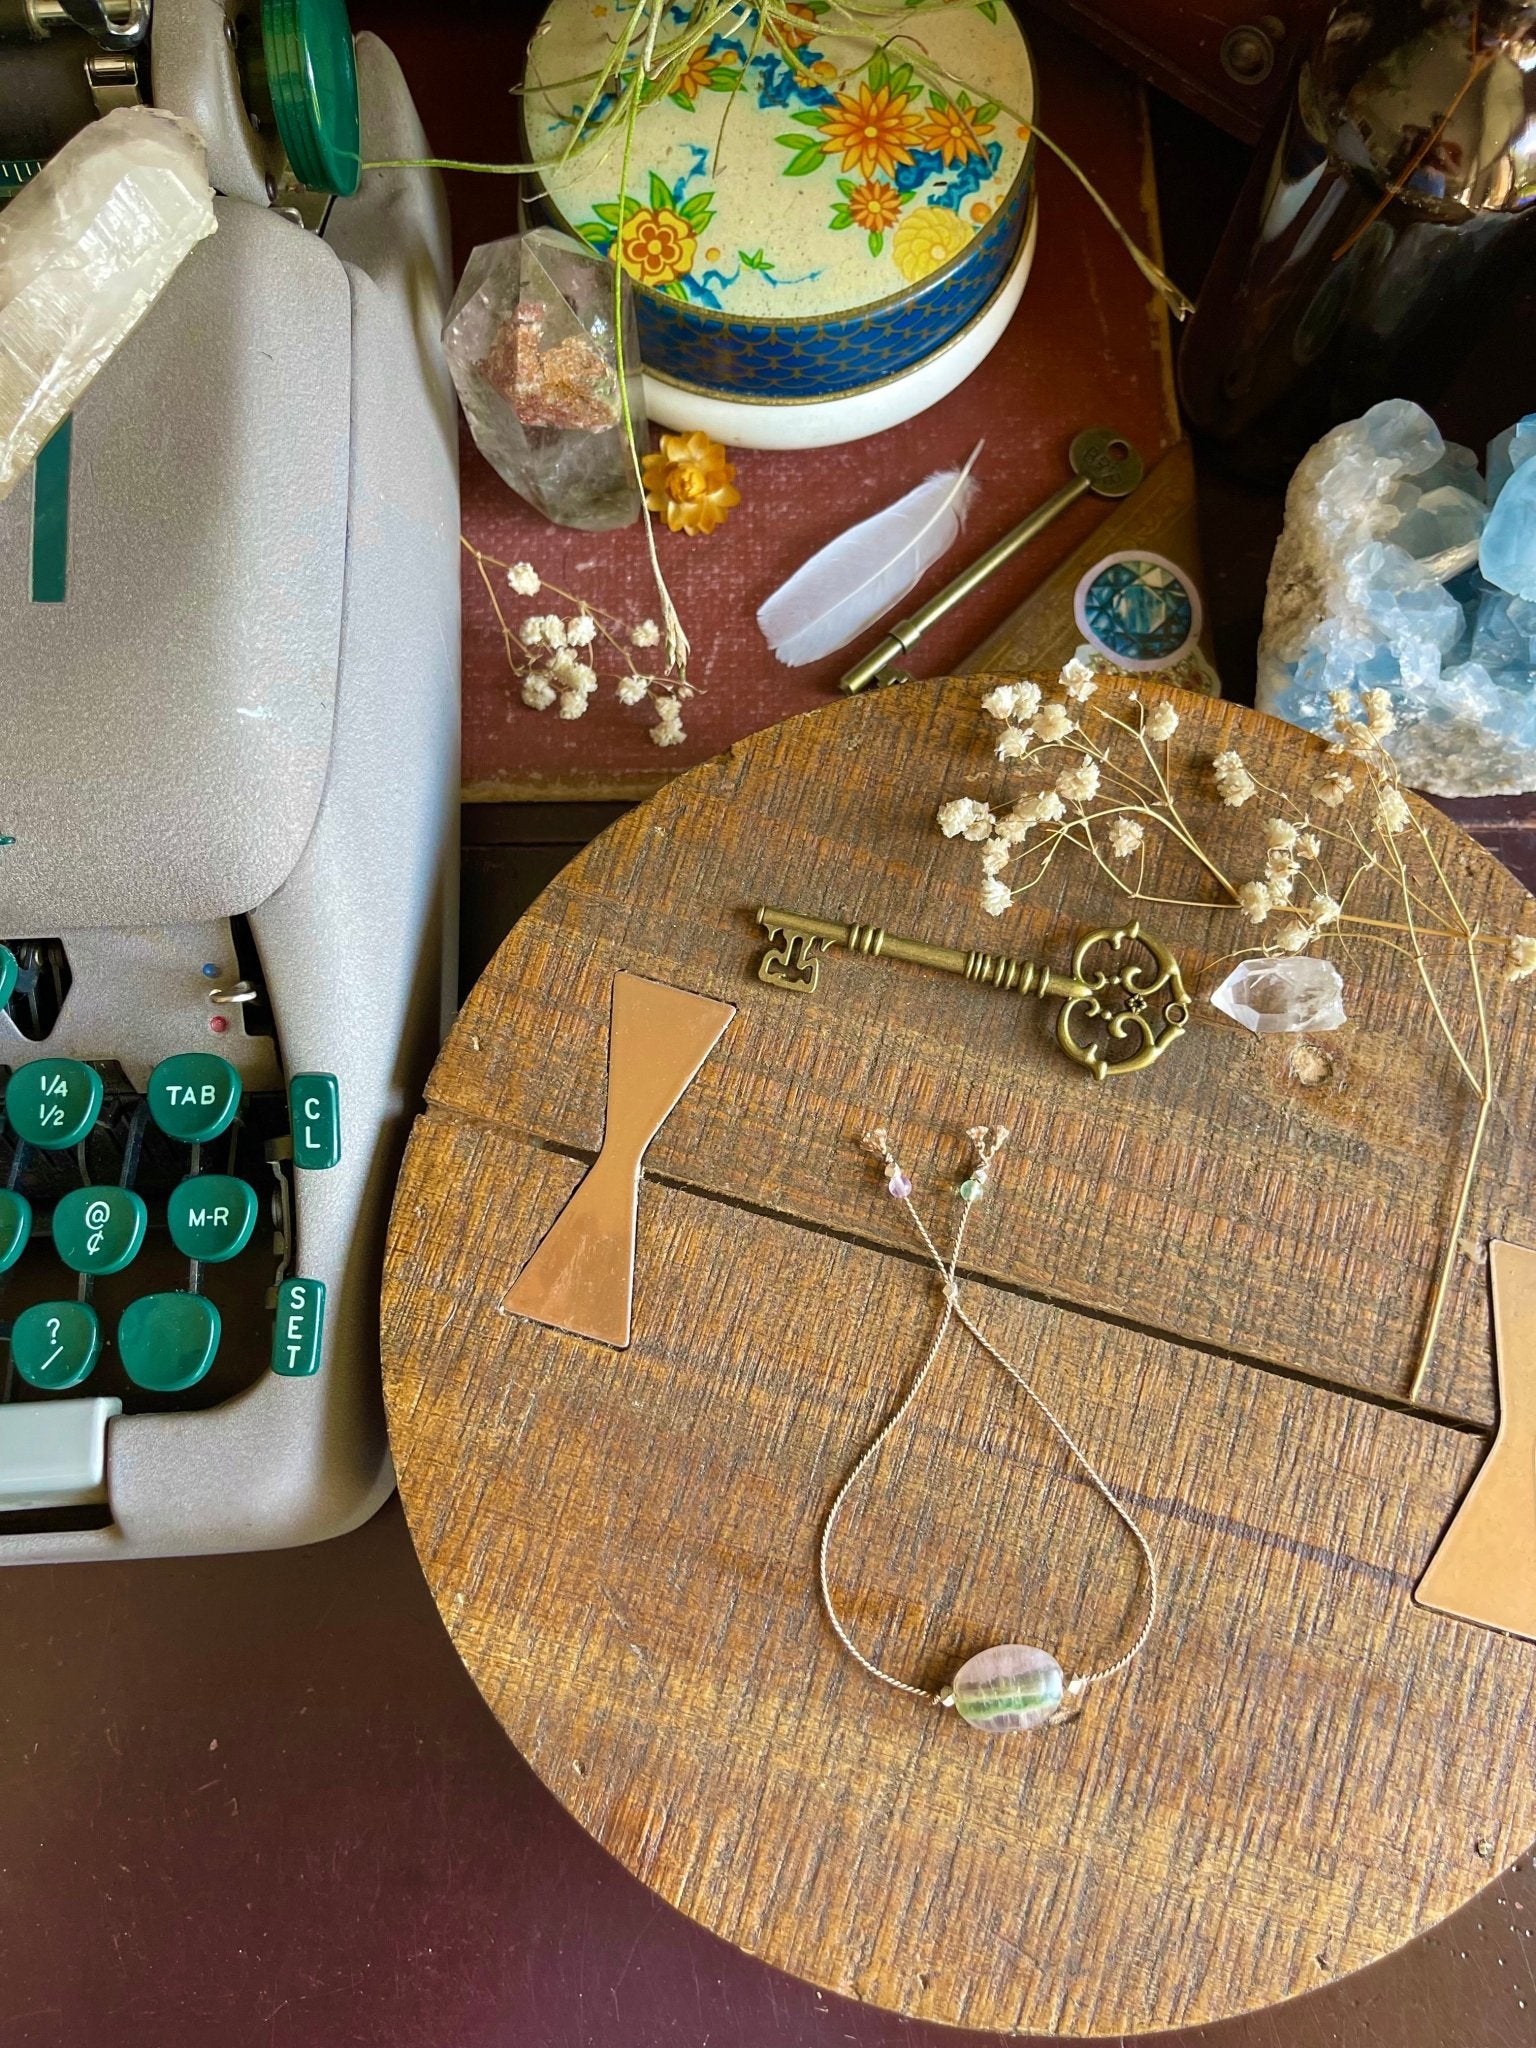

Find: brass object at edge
<box><xmin>755</xmin><ymin>906</ymin><xmax>1189</xmax><ymax>1079</ymax></box>
<box><xmin>837</xmin><ymin>427</ymin><xmax>1146</xmax><ymax>694</ymax></box>
<box><xmin>504</xmin><ymin>972</ymin><xmax>736</xmax><ymax>1347</ymax></box>
<box><xmin>1414</xmin><ymin>1240</ymin><xmax>1536</xmax><ymax>1642</ymax></box>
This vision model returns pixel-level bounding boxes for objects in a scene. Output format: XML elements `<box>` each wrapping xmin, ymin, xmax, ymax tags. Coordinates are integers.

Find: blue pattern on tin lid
<box><xmin>1074</xmin><ymin>552</ymin><xmax>1202</xmax><ymax>673</ymax></box>
<box><xmin>631</xmin><ymin>176</ymin><xmax>1030</xmax><ymax>398</ymax></box>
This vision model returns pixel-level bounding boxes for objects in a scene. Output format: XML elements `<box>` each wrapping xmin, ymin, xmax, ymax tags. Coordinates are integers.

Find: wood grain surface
<box><xmin>382</xmin><ymin>678</ymin><xmax>1536</xmax><ymax>2036</ymax></box>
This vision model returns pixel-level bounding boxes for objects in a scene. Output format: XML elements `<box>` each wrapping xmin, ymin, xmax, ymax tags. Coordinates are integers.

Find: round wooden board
<box><xmin>382</xmin><ymin>678</ymin><xmax>1536</xmax><ymax>2038</ymax></box>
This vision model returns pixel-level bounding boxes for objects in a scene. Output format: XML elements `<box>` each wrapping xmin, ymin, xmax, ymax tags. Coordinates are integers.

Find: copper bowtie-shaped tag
<box><xmin>1415</xmin><ymin>1240</ymin><xmax>1536</xmax><ymax>1641</ymax></box>
<box><xmin>504</xmin><ymin>973</ymin><xmax>735</xmax><ymax>1348</ymax></box>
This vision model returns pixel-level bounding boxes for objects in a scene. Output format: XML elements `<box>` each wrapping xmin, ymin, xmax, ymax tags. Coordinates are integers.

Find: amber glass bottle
<box><xmin>1178</xmin><ymin>0</ymin><xmax>1536</xmax><ymax>479</ymax></box>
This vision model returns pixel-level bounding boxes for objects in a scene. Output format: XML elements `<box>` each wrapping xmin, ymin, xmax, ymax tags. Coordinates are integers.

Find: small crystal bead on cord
<box><xmin>817</xmin><ymin>1124</ymin><xmax>1160</xmax><ymax>1728</ymax></box>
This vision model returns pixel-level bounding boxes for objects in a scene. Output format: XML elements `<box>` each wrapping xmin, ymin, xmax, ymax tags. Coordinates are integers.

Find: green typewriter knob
<box><xmin>259</xmin><ymin>0</ymin><xmax>361</xmax><ymax>198</ymax></box>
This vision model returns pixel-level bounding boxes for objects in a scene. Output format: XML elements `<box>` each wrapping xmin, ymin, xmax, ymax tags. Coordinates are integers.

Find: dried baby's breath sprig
<box><xmin>937</xmin><ymin>658</ymin><xmax>1536</xmax><ymax>1403</ymax></box>
<box><xmin>1312</xmin><ymin>768</ymin><xmax>1355</xmax><ymax>808</ymax></box>
<box><xmin>1236</xmin><ymin>880</ymin><xmax>1272</xmax><ymax>924</ymax></box>
<box><xmin>463</xmin><ymin>537</ymin><xmax>694</xmax><ymax>744</ymax></box>
<box><xmin>1377</xmin><ymin>786</ymin><xmax>1412</xmax><ymax>836</ymax></box>
<box><xmin>1212</xmin><ymin>749</ymin><xmax>1257</xmax><ymax>808</ymax></box>
<box><xmin>937</xmin><ymin>796</ymin><xmax>995</xmax><ymax>843</ymax></box>
<box><xmin>1144</xmin><ymin>701</ymin><xmax>1179</xmax><ymax>744</ymax></box>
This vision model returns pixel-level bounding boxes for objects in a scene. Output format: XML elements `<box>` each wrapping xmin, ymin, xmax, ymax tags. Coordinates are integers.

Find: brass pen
<box><xmin>837</xmin><ymin>428</ymin><xmax>1144</xmax><ymax>694</ymax></box>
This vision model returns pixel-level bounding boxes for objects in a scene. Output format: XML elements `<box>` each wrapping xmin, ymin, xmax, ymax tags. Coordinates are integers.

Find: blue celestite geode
<box><xmin>1257</xmin><ymin>398</ymin><xmax>1536</xmax><ymax>795</ymax></box>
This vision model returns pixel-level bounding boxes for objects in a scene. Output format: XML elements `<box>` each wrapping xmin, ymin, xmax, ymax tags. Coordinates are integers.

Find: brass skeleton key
<box><xmin>754</xmin><ymin>905</ymin><xmax>1189</xmax><ymax>1079</ymax></box>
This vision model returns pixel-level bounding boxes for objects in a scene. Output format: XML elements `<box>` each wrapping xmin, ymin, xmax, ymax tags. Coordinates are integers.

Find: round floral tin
<box><xmin>523</xmin><ymin>0</ymin><xmax>1036</xmax><ymax>440</ymax></box>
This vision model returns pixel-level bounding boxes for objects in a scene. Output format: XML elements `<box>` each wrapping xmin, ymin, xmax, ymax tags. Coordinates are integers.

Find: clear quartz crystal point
<box><xmin>0</xmin><ymin>106</ymin><xmax>216</xmax><ymax>501</ymax></box>
<box><xmin>441</xmin><ymin>227</ymin><xmax>645</xmax><ymax>531</ymax></box>
<box><xmin>951</xmin><ymin>1644</ymin><xmax>1064</xmax><ymax>1731</ymax></box>
<box><xmin>1210</xmin><ymin>956</ymin><xmax>1346</xmax><ymax>1035</ymax></box>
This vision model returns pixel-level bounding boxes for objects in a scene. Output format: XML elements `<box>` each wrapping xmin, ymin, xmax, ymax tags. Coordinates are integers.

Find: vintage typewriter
<box><xmin>0</xmin><ymin>0</ymin><xmax>459</xmax><ymax>1560</ymax></box>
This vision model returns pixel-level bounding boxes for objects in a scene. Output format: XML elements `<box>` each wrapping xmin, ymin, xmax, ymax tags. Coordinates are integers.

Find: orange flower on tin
<box><xmin>768</xmin><ymin>1</ymin><xmax>819</xmax><ymax>49</ymax></box>
<box><xmin>668</xmin><ymin>43</ymin><xmax>734</xmax><ymax>100</ymax></box>
<box><xmin>819</xmin><ymin>81</ymin><xmax>923</xmax><ymax>182</ymax></box>
<box><xmin>920</xmin><ymin>99</ymin><xmax>992</xmax><ymax>167</ymax></box>
<box><xmin>619</xmin><ymin>205</ymin><xmax>697</xmax><ymax>286</ymax></box>
<box><xmin>847</xmin><ymin>180</ymin><xmax>903</xmax><ymax>234</ymax></box>
<box><xmin>642</xmin><ymin>430</ymin><xmax>741</xmax><ymax>537</ymax></box>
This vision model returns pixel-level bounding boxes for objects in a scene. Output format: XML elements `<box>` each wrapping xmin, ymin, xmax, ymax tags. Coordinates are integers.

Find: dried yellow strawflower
<box><xmin>642</xmin><ymin>430</ymin><xmax>741</xmax><ymax>537</ymax></box>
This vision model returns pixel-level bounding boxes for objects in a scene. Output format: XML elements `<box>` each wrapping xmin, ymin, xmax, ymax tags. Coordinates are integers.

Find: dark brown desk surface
<box><xmin>1</xmin><ymin>1492</ymin><xmax>1534</xmax><ymax>2048</ymax></box>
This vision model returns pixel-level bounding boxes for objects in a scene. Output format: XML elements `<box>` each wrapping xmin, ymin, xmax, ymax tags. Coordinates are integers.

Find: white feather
<box><xmin>757</xmin><ymin>442</ymin><xmax>983</xmax><ymax>667</ymax></box>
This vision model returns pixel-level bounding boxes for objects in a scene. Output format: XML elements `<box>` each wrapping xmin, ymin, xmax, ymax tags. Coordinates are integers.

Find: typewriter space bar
<box><xmin>0</xmin><ymin>1398</ymin><xmax>120</xmax><ymax>1512</ymax></box>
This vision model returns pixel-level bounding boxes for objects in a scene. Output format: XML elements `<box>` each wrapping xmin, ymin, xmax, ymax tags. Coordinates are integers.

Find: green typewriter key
<box><xmin>117</xmin><ymin>1293</ymin><xmax>221</xmax><ymax>1393</ymax></box>
<box><xmin>147</xmin><ymin>1053</ymin><xmax>243</xmax><ymax>1144</ymax></box>
<box><xmin>289</xmin><ymin>1072</ymin><xmax>341</xmax><ymax>1170</ymax></box>
<box><xmin>0</xmin><ymin>944</ymin><xmax>16</xmax><ymax>1011</ymax></box>
<box><xmin>167</xmin><ymin>1174</ymin><xmax>259</xmax><ymax>1264</ymax></box>
<box><xmin>6</xmin><ymin>1058</ymin><xmax>103</xmax><ymax>1149</ymax></box>
<box><xmin>0</xmin><ymin>1188</ymin><xmax>32</xmax><ymax>1272</ymax></box>
<box><xmin>11</xmin><ymin>1300</ymin><xmax>100</xmax><ymax>1390</ymax></box>
<box><xmin>271</xmin><ymin>1277</ymin><xmax>326</xmax><ymax>1377</ymax></box>
<box><xmin>53</xmin><ymin>1185</ymin><xmax>148</xmax><ymax>1276</ymax></box>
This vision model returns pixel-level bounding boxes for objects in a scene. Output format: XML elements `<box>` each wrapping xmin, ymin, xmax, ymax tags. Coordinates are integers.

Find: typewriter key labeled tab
<box><xmin>0</xmin><ymin>944</ymin><xmax>16</xmax><ymax>1011</ymax></box>
<box><xmin>167</xmin><ymin>1174</ymin><xmax>259</xmax><ymax>1263</ymax></box>
<box><xmin>54</xmin><ymin>1186</ymin><xmax>148</xmax><ymax>1276</ymax></box>
<box><xmin>289</xmin><ymin>1073</ymin><xmax>340</xmax><ymax>1170</ymax></box>
<box><xmin>0</xmin><ymin>1189</ymin><xmax>32</xmax><ymax>1272</ymax></box>
<box><xmin>118</xmin><ymin>1293</ymin><xmax>221</xmax><ymax>1392</ymax></box>
<box><xmin>11</xmin><ymin>1301</ymin><xmax>101</xmax><ymax>1390</ymax></box>
<box><xmin>271</xmin><ymin>1277</ymin><xmax>326</xmax><ymax>1377</ymax></box>
<box><xmin>148</xmin><ymin>1053</ymin><xmax>243</xmax><ymax>1144</ymax></box>
<box><xmin>6</xmin><ymin>1058</ymin><xmax>103</xmax><ymax>1149</ymax></box>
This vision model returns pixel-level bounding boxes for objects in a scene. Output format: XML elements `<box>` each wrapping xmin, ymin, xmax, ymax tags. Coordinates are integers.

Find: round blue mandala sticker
<box><xmin>1073</xmin><ymin>551</ymin><xmax>1202</xmax><ymax>673</ymax></box>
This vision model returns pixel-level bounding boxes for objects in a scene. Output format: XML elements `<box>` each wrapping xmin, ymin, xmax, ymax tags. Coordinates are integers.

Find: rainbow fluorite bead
<box><xmin>950</xmin><ymin>1644</ymin><xmax>1064</xmax><ymax>1731</ymax></box>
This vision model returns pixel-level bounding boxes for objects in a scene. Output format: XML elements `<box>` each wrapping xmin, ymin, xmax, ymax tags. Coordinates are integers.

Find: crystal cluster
<box><xmin>1258</xmin><ymin>399</ymin><xmax>1536</xmax><ymax>795</ymax></box>
<box><xmin>442</xmin><ymin>228</ymin><xmax>645</xmax><ymax>531</ymax></box>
